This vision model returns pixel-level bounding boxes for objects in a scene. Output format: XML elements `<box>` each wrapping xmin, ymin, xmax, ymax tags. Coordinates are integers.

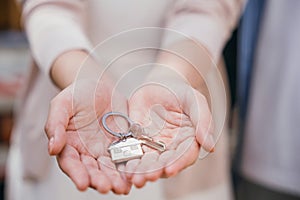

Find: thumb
<box><xmin>45</xmin><ymin>90</ymin><xmax>72</xmax><ymax>155</ymax></box>
<box><xmin>185</xmin><ymin>89</ymin><xmax>215</xmax><ymax>153</ymax></box>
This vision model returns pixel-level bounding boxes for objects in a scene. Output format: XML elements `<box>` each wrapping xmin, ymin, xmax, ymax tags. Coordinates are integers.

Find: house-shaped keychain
<box><xmin>108</xmin><ymin>137</ymin><xmax>144</xmax><ymax>163</ymax></box>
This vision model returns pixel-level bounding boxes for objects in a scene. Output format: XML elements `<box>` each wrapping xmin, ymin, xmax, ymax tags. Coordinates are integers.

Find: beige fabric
<box><xmin>163</xmin><ymin>128</ymin><xmax>233</xmax><ymax>199</ymax></box>
<box><xmin>22</xmin><ymin>0</ymin><xmax>244</xmax><ymax>74</ymax></box>
<box><xmin>169</xmin><ymin>182</ymin><xmax>232</xmax><ymax>200</ymax></box>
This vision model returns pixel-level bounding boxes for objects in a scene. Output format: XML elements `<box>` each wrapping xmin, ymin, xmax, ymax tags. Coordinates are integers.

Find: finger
<box><xmin>168</xmin><ymin>130</ymin><xmax>194</xmax><ymax>150</ymax></box>
<box><xmin>116</xmin><ymin>163</ymin><xmax>129</xmax><ymax>181</ymax></box>
<box><xmin>117</xmin><ymin>164</ymin><xmax>132</xmax><ymax>195</ymax></box>
<box><xmin>98</xmin><ymin>157</ymin><xmax>131</xmax><ymax>194</ymax></box>
<box><xmin>124</xmin><ymin>159</ymin><xmax>140</xmax><ymax>180</ymax></box>
<box><xmin>128</xmin><ymin>90</ymin><xmax>150</xmax><ymax>126</ymax></box>
<box><xmin>164</xmin><ymin>137</ymin><xmax>200</xmax><ymax>177</ymax></box>
<box><xmin>81</xmin><ymin>154</ymin><xmax>112</xmax><ymax>194</ymax></box>
<box><xmin>184</xmin><ymin>89</ymin><xmax>215</xmax><ymax>152</ymax></box>
<box><xmin>45</xmin><ymin>89</ymin><xmax>72</xmax><ymax>155</ymax></box>
<box><xmin>57</xmin><ymin>145</ymin><xmax>89</xmax><ymax>191</ymax></box>
<box><xmin>131</xmin><ymin>151</ymin><xmax>163</xmax><ymax>188</ymax></box>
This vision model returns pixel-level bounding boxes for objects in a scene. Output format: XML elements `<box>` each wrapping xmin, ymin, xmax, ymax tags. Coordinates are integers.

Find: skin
<box><xmin>46</xmin><ymin>50</ymin><xmax>131</xmax><ymax>194</ymax></box>
<box><xmin>123</xmin><ymin>41</ymin><xmax>218</xmax><ymax>186</ymax></box>
<box><xmin>46</xmin><ymin>78</ymin><xmax>131</xmax><ymax>194</ymax></box>
<box><xmin>45</xmin><ymin>40</ymin><xmax>220</xmax><ymax>193</ymax></box>
<box><xmin>126</xmin><ymin>79</ymin><xmax>214</xmax><ymax>188</ymax></box>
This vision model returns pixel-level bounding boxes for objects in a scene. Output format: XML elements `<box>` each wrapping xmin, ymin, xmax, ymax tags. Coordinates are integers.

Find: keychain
<box><xmin>102</xmin><ymin>112</ymin><xmax>166</xmax><ymax>163</ymax></box>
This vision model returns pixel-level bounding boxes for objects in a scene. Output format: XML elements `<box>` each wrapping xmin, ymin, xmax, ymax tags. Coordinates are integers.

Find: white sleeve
<box><xmin>22</xmin><ymin>0</ymin><xmax>93</xmax><ymax>75</ymax></box>
<box><xmin>163</xmin><ymin>0</ymin><xmax>245</xmax><ymax>61</ymax></box>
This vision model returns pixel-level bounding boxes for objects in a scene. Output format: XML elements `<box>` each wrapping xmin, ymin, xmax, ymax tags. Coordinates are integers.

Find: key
<box><xmin>129</xmin><ymin>123</ymin><xmax>166</xmax><ymax>152</ymax></box>
<box><xmin>129</xmin><ymin>123</ymin><xmax>146</xmax><ymax>138</ymax></box>
<box><xmin>102</xmin><ymin>112</ymin><xmax>165</xmax><ymax>163</ymax></box>
<box><xmin>139</xmin><ymin>137</ymin><xmax>166</xmax><ymax>152</ymax></box>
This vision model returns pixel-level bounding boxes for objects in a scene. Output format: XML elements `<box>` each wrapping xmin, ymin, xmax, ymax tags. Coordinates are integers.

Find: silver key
<box><xmin>130</xmin><ymin>123</ymin><xmax>166</xmax><ymax>152</ymax></box>
<box><xmin>140</xmin><ymin>137</ymin><xmax>166</xmax><ymax>152</ymax></box>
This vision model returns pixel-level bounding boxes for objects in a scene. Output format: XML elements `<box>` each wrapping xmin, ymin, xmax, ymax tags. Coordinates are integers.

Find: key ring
<box><xmin>101</xmin><ymin>112</ymin><xmax>134</xmax><ymax>138</ymax></box>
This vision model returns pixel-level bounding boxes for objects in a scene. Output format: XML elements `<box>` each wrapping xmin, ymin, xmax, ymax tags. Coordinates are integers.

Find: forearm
<box><xmin>157</xmin><ymin>0</ymin><xmax>244</xmax><ymax>93</ymax></box>
<box><xmin>149</xmin><ymin>40</ymin><xmax>222</xmax><ymax>100</ymax></box>
<box><xmin>51</xmin><ymin>50</ymin><xmax>101</xmax><ymax>89</ymax></box>
<box><xmin>165</xmin><ymin>0</ymin><xmax>245</xmax><ymax>63</ymax></box>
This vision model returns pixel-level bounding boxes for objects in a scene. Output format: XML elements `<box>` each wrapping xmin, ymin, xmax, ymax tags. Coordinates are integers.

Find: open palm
<box><xmin>45</xmin><ymin>79</ymin><xmax>131</xmax><ymax>194</ymax></box>
<box><xmin>125</xmin><ymin>80</ymin><xmax>215</xmax><ymax>188</ymax></box>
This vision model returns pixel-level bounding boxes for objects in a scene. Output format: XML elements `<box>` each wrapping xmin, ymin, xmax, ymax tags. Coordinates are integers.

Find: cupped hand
<box><xmin>125</xmin><ymin>78</ymin><xmax>215</xmax><ymax>188</ymax></box>
<box><xmin>44</xmin><ymin>79</ymin><xmax>131</xmax><ymax>194</ymax></box>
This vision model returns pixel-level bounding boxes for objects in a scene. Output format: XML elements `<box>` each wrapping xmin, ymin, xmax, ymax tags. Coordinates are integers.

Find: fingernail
<box><xmin>48</xmin><ymin>137</ymin><xmax>55</xmax><ymax>154</ymax></box>
<box><xmin>207</xmin><ymin>135</ymin><xmax>215</xmax><ymax>153</ymax></box>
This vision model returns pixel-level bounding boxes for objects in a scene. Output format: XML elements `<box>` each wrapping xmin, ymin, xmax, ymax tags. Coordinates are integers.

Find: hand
<box><xmin>124</xmin><ymin>78</ymin><xmax>215</xmax><ymax>188</ymax></box>
<box><xmin>45</xmin><ymin>79</ymin><xmax>131</xmax><ymax>194</ymax></box>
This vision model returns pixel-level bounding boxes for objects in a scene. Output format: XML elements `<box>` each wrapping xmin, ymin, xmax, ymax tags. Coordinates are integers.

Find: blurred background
<box><xmin>0</xmin><ymin>0</ymin><xmax>30</xmax><ymax>198</ymax></box>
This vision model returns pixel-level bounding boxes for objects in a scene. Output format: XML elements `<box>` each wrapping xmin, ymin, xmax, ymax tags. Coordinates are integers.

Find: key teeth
<box><xmin>140</xmin><ymin>139</ymin><xmax>166</xmax><ymax>152</ymax></box>
<box><xmin>158</xmin><ymin>141</ymin><xmax>166</xmax><ymax>150</ymax></box>
<box><xmin>158</xmin><ymin>141</ymin><xmax>167</xmax><ymax>152</ymax></box>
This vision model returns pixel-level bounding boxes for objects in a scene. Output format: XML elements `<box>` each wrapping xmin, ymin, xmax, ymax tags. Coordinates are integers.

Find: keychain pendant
<box><xmin>108</xmin><ymin>137</ymin><xmax>143</xmax><ymax>163</ymax></box>
<box><xmin>102</xmin><ymin>112</ymin><xmax>166</xmax><ymax>163</ymax></box>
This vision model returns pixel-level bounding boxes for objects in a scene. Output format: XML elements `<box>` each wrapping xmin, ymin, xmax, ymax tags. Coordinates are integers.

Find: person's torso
<box><xmin>85</xmin><ymin>0</ymin><xmax>174</xmax><ymax>92</ymax></box>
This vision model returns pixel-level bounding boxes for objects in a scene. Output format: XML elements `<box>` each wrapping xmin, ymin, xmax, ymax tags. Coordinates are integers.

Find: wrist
<box><xmin>50</xmin><ymin>50</ymin><xmax>109</xmax><ymax>90</ymax></box>
<box><xmin>153</xmin><ymin>40</ymin><xmax>214</xmax><ymax>92</ymax></box>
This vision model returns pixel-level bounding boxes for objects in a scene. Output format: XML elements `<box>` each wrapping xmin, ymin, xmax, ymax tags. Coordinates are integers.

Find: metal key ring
<box><xmin>101</xmin><ymin>112</ymin><xmax>134</xmax><ymax>138</ymax></box>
